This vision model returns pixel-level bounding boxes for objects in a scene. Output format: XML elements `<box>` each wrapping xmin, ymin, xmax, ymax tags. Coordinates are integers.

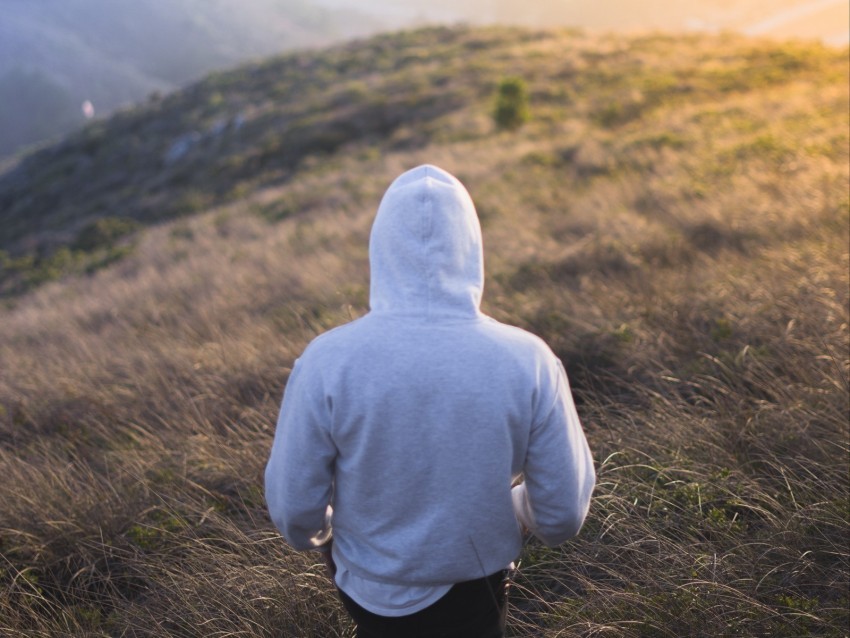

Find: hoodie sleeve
<box><xmin>514</xmin><ymin>357</ymin><xmax>595</xmax><ymax>547</ymax></box>
<box><xmin>264</xmin><ymin>358</ymin><xmax>336</xmax><ymax>551</ymax></box>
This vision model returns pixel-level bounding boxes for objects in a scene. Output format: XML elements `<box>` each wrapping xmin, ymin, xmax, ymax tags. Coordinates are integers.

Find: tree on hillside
<box><xmin>493</xmin><ymin>76</ymin><xmax>530</xmax><ymax>130</ymax></box>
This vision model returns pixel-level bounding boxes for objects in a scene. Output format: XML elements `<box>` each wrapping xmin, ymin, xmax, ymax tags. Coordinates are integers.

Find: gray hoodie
<box><xmin>264</xmin><ymin>164</ymin><xmax>595</xmax><ymax>587</ymax></box>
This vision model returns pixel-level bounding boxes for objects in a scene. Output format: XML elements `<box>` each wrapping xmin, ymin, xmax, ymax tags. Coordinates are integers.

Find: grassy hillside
<box><xmin>0</xmin><ymin>26</ymin><xmax>847</xmax><ymax>636</ymax></box>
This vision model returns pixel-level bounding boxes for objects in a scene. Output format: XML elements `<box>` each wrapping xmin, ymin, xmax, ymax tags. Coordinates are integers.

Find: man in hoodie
<box><xmin>265</xmin><ymin>165</ymin><xmax>595</xmax><ymax>637</ymax></box>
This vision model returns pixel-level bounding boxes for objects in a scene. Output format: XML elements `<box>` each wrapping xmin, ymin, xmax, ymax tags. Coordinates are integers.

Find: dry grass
<box><xmin>0</xmin><ymin>26</ymin><xmax>847</xmax><ymax>637</ymax></box>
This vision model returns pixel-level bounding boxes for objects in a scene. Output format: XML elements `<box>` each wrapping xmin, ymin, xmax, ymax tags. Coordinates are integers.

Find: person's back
<box><xmin>265</xmin><ymin>164</ymin><xmax>595</xmax><ymax>637</ymax></box>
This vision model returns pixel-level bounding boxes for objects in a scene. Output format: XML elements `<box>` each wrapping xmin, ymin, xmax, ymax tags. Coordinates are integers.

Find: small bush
<box><xmin>493</xmin><ymin>77</ymin><xmax>530</xmax><ymax>130</ymax></box>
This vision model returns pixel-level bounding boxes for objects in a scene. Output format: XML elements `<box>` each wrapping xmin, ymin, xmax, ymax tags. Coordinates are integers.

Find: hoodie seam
<box><xmin>423</xmin><ymin>178</ymin><xmax>435</xmax><ymax>320</ymax></box>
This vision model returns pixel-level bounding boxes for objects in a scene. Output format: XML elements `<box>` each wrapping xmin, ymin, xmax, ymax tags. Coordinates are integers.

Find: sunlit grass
<box><xmin>0</xmin><ymin>26</ymin><xmax>847</xmax><ymax>636</ymax></box>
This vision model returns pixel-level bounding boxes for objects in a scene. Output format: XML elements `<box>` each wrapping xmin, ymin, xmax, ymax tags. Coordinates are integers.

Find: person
<box><xmin>265</xmin><ymin>164</ymin><xmax>596</xmax><ymax>637</ymax></box>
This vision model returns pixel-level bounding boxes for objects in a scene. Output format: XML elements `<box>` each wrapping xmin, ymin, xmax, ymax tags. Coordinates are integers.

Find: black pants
<box><xmin>338</xmin><ymin>571</ymin><xmax>509</xmax><ymax>638</ymax></box>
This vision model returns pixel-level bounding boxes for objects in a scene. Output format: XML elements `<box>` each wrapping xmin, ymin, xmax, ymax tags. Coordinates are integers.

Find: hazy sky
<box><xmin>315</xmin><ymin>0</ymin><xmax>850</xmax><ymax>46</ymax></box>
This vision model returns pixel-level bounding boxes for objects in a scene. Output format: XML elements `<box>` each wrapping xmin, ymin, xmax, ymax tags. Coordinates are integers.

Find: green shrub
<box><xmin>493</xmin><ymin>77</ymin><xmax>530</xmax><ymax>130</ymax></box>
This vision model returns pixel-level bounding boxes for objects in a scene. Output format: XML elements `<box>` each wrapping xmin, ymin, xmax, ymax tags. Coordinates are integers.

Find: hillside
<box><xmin>0</xmin><ymin>0</ymin><xmax>379</xmax><ymax>158</ymax></box>
<box><xmin>4</xmin><ymin>0</ymin><xmax>847</xmax><ymax>159</ymax></box>
<box><xmin>0</xmin><ymin>26</ymin><xmax>848</xmax><ymax>636</ymax></box>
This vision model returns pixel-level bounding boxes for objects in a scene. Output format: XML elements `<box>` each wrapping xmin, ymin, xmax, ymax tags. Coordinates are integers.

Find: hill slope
<box><xmin>0</xmin><ymin>26</ymin><xmax>847</xmax><ymax>636</ymax></box>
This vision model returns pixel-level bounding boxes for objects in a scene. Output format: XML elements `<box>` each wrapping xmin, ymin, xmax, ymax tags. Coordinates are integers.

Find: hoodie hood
<box><xmin>369</xmin><ymin>165</ymin><xmax>484</xmax><ymax>319</ymax></box>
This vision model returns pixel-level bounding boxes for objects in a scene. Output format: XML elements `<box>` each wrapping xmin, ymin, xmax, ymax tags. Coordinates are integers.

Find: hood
<box><xmin>369</xmin><ymin>164</ymin><xmax>484</xmax><ymax>319</ymax></box>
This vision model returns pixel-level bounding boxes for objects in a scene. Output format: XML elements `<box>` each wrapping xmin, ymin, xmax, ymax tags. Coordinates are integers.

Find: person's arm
<box><xmin>514</xmin><ymin>358</ymin><xmax>595</xmax><ymax>546</ymax></box>
<box><xmin>264</xmin><ymin>358</ymin><xmax>336</xmax><ymax>550</ymax></box>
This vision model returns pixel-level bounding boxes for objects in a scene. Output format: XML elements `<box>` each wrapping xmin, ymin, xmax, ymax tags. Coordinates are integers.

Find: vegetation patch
<box><xmin>0</xmin><ymin>217</ymin><xmax>139</xmax><ymax>297</ymax></box>
<box><xmin>493</xmin><ymin>76</ymin><xmax>531</xmax><ymax>130</ymax></box>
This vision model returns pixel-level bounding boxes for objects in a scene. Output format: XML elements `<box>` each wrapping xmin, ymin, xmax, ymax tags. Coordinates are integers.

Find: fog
<box><xmin>0</xmin><ymin>0</ymin><xmax>382</xmax><ymax>157</ymax></box>
<box><xmin>316</xmin><ymin>0</ymin><xmax>849</xmax><ymax>44</ymax></box>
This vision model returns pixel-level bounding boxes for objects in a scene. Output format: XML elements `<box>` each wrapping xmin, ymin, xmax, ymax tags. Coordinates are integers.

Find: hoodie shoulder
<box><xmin>298</xmin><ymin>315</ymin><xmax>372</xmax><ymax>362</ymax></box>
<box><xmin>479</xmin><ymin>317</ymin><xmax>558</xmax><ymax>358</ymax></box>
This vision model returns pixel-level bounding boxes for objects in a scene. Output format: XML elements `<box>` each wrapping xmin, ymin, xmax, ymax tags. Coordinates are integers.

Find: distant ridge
<box><xmin>0</xmin><ymin>0</ymin><xmax>381</xmax><ymax>158</ymax></box>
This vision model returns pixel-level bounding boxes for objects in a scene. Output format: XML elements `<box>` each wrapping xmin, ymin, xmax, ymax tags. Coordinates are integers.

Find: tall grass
<box><xmin>1</xmin><ymin>26</ymin><xmax>847</xmax><ymax>636</ymax></box>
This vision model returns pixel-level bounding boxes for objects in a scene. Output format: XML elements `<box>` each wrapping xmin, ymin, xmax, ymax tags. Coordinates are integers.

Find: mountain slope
<box><xmin>2</xmin><ymin>27</ymin><xmax>846</xmax><ymax>275</ymax></box>
<box><xmin>0</xmin><ymin>26</ymin><xmax>847</xmax><ymax>637</ymax></box>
